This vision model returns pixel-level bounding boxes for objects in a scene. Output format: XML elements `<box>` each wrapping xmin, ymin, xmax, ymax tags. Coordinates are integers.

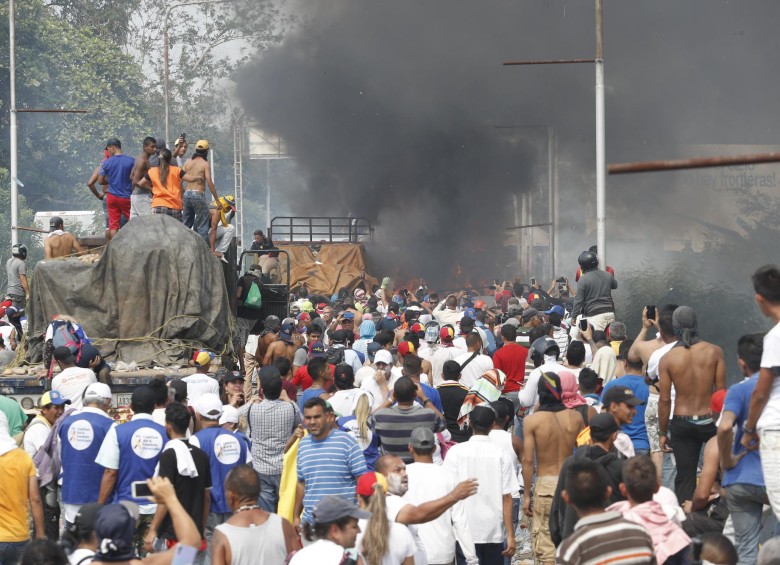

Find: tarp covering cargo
<box><xmin>27</xmin><ymin>215</ymin><xmax>232</xmax><ymax>365</ymax></box>
<box><xmin>275</xmin><ymin>242</ymin><xmax>376</xmax><ymax>295</ymax></box>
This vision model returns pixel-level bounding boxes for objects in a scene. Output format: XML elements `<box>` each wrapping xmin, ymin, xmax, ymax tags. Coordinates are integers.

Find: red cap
<box><xmin>397</xmin><ymin>341</ymin><xmax>416</xmax><ymax>357</ymax></box>
<box><xmin>440</xmin><ymin>326</ymin><xmax>455</xmax><ymax>342</ymax></box>
<box><xmin>356</xmin><ymin>472</ymin><xmax>388</xmax><ymax>497</ymax></box>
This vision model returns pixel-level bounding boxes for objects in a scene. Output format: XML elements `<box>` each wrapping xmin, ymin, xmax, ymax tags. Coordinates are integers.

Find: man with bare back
<box><xmin>130</xmin><ymin>136</ymin><xmax>157</xmax><ymax>218</ymax></box>
<box><xmin>183</xmin><ymin>140</ymin><xmax>219</xmax><ymax>243</ymax></box>
<box><xmin>263</xmin><ymin>322</ymin><xmax>303</xmax><ymax>367</ymax></box>
<box><xmin>659</xmin><ymin>305</ymin><xmax>725</xmax><ymax>504</ymax></box>
<box><xmin>44</xmin><ymin>216</ymin><xmax>85</xmax><ymax>259</ymax></box>
<box><xmin>522</xmin><ymin>372</ymin><xmax>585</xmax><ymax>565</ymax></box>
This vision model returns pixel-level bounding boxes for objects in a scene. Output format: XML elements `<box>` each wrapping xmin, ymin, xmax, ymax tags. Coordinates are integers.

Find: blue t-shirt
<box><xmin>297</xmin><ymin>429</ymin><xmax>367</xmax><ymax>524</ymax></box>
<box><xmin>99</xmin><ymin>154</ymin><xmax>135</xmax><ymax>198</ymax></box>
<box><xmin>601</xmin><ymin>375</ymin><xmax>650</xmax><ymax>451</ymax></box>
<box><xmin>299</xmin><ymin>387</ymin><xmax>326</xmax><ymax>413</ymax></box>
<box><xmin>420</xmin><ymin>383</ymin><xmax>443</xmax><ymax>413</ymax></box>
<box><xmin>722</xmin><ymin>374</ymin><xmax>764</xmax><ymax>488</ymax></box>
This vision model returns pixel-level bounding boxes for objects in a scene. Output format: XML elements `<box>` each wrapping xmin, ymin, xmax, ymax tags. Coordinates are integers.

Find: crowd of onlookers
<box><xmin>3</xmin><ymin>251</ymin><xmax>780</xmax><ymax>565</ymax></box>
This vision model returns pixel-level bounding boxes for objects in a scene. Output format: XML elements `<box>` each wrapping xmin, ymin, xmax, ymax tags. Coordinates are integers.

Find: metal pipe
<box><xmin>547</xmin><ymin>127</ymin><xmax>554</xmax><ymax>282</ymax></box>
<box><xmin>163</xmin><ymin>0</ymin><xmax>232</xmax><ymax>146</ymax></box>
<box><xmin>266</xmin><ymin>159</ymin><xmax>271</xmax><ymax>231</ymax></box>
<box><xmin>503</xmin><ymin>58</ymin><xmax>596</xmax><ymax>66</ymax></box>
<box><xmin>506</xmin><ymin>222</ymin><xmax>553</xmax><ymax>231</ymax></box>
<box><xmin>9</xmin><ymin>0</ymin><xmax>18</xmax><ymax>245</ymax></box>
<box><xmin>15</xmin><ymin>109</ymin><xmax>88</xmax><ymax>113</ymax></box>
<box><xmin>608</xmin><ymin>152</ymin><xmax>780</xmax><ymax>174</ymax></box>
<box><xmin>595</xmin><ymin>0</ymin><xmax>607</xmax><ymax>269</ymax></box>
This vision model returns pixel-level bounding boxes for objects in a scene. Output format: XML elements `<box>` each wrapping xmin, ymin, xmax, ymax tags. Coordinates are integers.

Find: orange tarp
<box><xmin>276</xmin><ymin>242</ymin><xmax>375</xmax><ymax>295</ymax></box>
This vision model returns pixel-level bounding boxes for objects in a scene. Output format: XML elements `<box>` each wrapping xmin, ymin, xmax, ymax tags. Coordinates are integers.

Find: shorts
<box><xmin>152</xmin><ymin>207</ymin><xmax>183</xmax><ymax>221</ymax></box>
<box><xmin>130</xmin><ymin>189</ymin><xmax>153</xmax><ymax>218</ymax></box>
<box><xmin>531</xmin><ymin>475</ymin><xmax>558</xmax><ymax>562</ymax></box>
<box><xmin>106</xmin><ymin>193</ymin><xmax>132</xmax><ymax>230</ymax></box>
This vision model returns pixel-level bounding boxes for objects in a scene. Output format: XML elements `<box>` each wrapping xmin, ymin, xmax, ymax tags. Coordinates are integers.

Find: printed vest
<box><xmin>59</xmin><ymin>411</ymin><xmax>115</xmax><ymax>504</ymax></box>
<box><xmin>194</xmin><ymin>427</ymin><xmax>247</xmax><ymax>513</ymax></box>
<box><xmin>114</xmin><ymin>418</ymin><xmax>168</xmax><ymax>504</ymax></box>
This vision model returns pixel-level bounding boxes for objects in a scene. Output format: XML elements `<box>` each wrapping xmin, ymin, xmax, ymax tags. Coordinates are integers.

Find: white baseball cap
<box><xmin>84</xmin><ymin>383</ymin><xmax>112</xmax><ymax>402</ymax></box>
<box><xmin>219</xmin><ymin>405</ymin><xmax>239</xmax><ymax>425</ymax></box>
<box><xmin>374</xmin><ymin>350</ymin><xmax>393</xmax><ymax>366</ymax></box>
<box><xmin>195</xmin><ymin>393</ymin><xmax>223</xmax><ymax>419</ymax></box>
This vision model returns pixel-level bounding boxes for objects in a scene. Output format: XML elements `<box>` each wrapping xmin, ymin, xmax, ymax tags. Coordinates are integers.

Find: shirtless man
<box><xmin>523</xmin><ymin>372</ymin><xmax>584</xmax><ymax>565</ymax></box>
<box><xmin>659</xmin><ymin>305</ymin><xmax>725</xmax><ymax>504</ymax></box>
<box><xmin>627</xmin><ymin>306</ymin><xmax>666</xmax><ymax>373</ymax></box>
<box><xmin>130</xmin><ymin>136</ymin><xmax>157</xmax><ymax>218</ymax></box>
<box><xmin>263</xmin><ymin>322</ymin><xmax>303</xmax><ymax>366</ymax></box>
<box><xmin>44</xmin><ymin>216</ymin><xmax>85</xmax><ymax>259</ymax></box>
<box><xmin>183</xmin><ymin>139</ymin><xmax>219</xmax><ymax>243</ymax></box>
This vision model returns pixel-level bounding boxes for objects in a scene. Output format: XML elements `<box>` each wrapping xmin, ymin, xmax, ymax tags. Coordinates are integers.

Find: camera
<box><xmin>556</xmin><ymin>277</ymin><xmax>567</xmax><ymax>283</ymax></box>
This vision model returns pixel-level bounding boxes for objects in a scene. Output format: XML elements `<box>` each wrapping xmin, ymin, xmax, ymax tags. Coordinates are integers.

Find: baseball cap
<box><xmin>193</xmin><ymin>350</ymin><xmax>215</xmax><ymax>367</ymax></box>
<box><xmin>589</xmin><ymin>413</ymin><xmax>620</xmax><ymax>440</ymax></box>
<box><xmin>409</xmin><ymin>322</ymin><xmax>424</xmax><ymax>335</ymax></box>
<box><xmin>224</xmin><ymin>371</ymin><xmax>244</xmax><ymax>383</ymax></box>
<box><xmin>297</xmin><ymin>312</ymin><xmax>311</xmax><ymax>321</ymax></box>
<box><xmin>504</xmin><ymin>318</ymin><xmax>520</xmax><ymax>328</ymax></box>
<box><xmin>94</xmin><ymin>504</ymin><xmax>136</xmax><ymax>562</ymax></box>
<box><xmin>545</xmin><ymin>305</ymin><xmax>566</xmax><ymax>316</ymax></box>
<box><xmin>410</xmin><ymin>428</ymin><xmax>435</xmax><ymax>450</ymax></box>
<box><xmin>195</xmin><ymin>393</ymin><xmax>223</xmax><ymax>419</ymax></box>
<box><xmin>219</xmin><ymin>405</ymin><xmax>239</xmax><ymax>425</ymax></box>
<box><xmin>521</xmin><ymin>308</ymin><xmax>540</xmax><ymax>322</ymax></box>
<box><xmin>342</xmin><ymin>312</ymin><xmax>355</xmax><ymax>320</ymax></box>
<box><xmin>367</xmin><ymin>341</ymin><xmax>382</xmax><ymax>362</ymax></box>
<box><xmin>313</xmin><ymin>495</ymin><xmax>371</xmax><ymax>523</ymax></box>
<box><xmin>279</xmin><ymin>323</ymin><xmax>294</xmax><ymax>343</ymax></box>
<box><xmin>440</xmin><ymin>326</ymin><xmax>455</xmax><ymax>343</ymax></box>
<box><xmin>374</xmin><ymin>349</ymin><xmax>393</xmax><ymax>366</ymax></box>
<box><xmin>330</xmin><ymin>329</ymin><xmax>350</xmax><ymax>344</ymax></box>
<box><xmin>41</xmin><ymin>390</ymin><xmax>70</xmax><ymax>407</ymax></box>
<box><xmin>462</xmin><ymin>307</ymin><xmax>477</xmax><ymax>320</ymax></box>
<box><xmin>105</xmin><ymin>137</ymin><xmax>121</xmax><ymax>148</ymax></box>
<box><xmin>309</xmin><ymin>341</ymin><xmax>327</xmax><ymax>359</ymax></box>
<box><xmin>84</xmin><ymin>382</ymin><xmax>112</xmax><ymax>402</ymax></box>
<box><xmin>602</xmin><ymin>386</ymin><xmax>644</xmax><ymax>407</ymax></box>
<box><xmin>397</xmin><ymin>341</ymin><xmax>416</xmax><ymax>357</ymax></box>
<box><xmin>356</xmin><ymin>471</ymin><xmax>389</xmax><ymax>497</ymax></box>
<box><xmin>195</xmin><ymin>139</ymin><xmax>209</xmax><ymax>150</ymax></box>
<box><xmin>710</xmin><ymin>389</ymin><xmax>727</xmax><ymax>414</ymax></box>
<box><xmin>73</xmin><ymin>502</ymin><xmax>103</xmax><ymax>538</ymax></box>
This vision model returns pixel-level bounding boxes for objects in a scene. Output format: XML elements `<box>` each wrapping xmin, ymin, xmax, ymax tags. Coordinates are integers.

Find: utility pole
<box><xmin>594</xmin><ymin>0</ymin><xmax>607</xmax><ymax>268</ymax></box>
<box><xmin>9</xmin><ymin>0</ymin><xmax>18</xmax><ymax>245</ymax></box>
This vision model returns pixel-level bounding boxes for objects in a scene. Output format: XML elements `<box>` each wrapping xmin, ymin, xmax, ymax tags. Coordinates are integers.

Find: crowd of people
<box><xmin>4</xmin><ymin>245</ymin><xmax>780</xmax><ymax>565</ymax></box>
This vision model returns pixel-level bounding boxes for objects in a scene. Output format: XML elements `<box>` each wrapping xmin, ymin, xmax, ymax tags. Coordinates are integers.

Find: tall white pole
<box><xmin>9</xmin><ymin>0</ymin><xmax>18</xmax><ymax>245</ymax></box>
<box><xmin>265</xmin><ymin>159</ymin><xmax>271</xmax><ymax>230</ymax></box>
<box><xmin>595</xmin><ymin>0</ymin><xmax>606</xmax><ymax>267</ymax></box>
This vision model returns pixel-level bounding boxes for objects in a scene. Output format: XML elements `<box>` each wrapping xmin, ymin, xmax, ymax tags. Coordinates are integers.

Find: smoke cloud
<box><xmin>237</xmin><ymin>1</ymin><xmax>780</xmax><ymax>287</ymax></box>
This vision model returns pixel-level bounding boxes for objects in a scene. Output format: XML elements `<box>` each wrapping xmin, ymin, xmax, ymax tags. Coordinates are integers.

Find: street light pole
<box><xmin>9</xmin><ymin>0</ymin><xmax>18</xmax><ymax>245</ymax></box>
<box><xmin>595</xmin><ymin>0</ymin><xmax>607</xmax><ymax>268</ymax></box>
<box><xmin>163</xmin><ymin>0</ymin><xmax>232</xmax><ymax>145</ymax></box>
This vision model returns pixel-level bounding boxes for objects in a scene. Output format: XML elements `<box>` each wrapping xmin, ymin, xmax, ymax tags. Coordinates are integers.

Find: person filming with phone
<box><xmin>570</xmin><ymin>249</ymin><xmax>618</xmax><ymax>340</ymax></box>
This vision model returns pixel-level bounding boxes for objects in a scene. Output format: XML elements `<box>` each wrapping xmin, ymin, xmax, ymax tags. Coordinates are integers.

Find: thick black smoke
<box><xmin>237</xmin><ymin>1</ymin><xmax>780</xmax><ymax>288</ymax></box>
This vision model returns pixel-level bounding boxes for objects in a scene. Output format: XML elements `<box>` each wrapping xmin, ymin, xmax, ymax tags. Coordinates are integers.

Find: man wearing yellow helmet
<box><xmin>209</xmin><ymin>195</ymin><xmax>237</xmax><ymax>261</ymax></box>
<box><xmin>182</xmin><ymin>139</ymin><xmax>219</xmax><ymax>243</ymax></box>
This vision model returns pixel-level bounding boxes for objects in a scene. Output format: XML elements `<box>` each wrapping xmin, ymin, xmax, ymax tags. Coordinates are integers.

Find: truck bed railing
<box><xmin>269</xmin><ymin>216</ymin><xmax>373</xmax><ymax>243</ymax></box>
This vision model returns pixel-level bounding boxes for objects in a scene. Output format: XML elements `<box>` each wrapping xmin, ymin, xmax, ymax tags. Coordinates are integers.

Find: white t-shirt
<box><xmin>356</xmin><ymin>516</ymin><xmax>416</xmax><ymax>565</ymax></box>
<box><xmin>183</xmin><ymin>373</ymin><xmax>220</xmax><ymax>407</ymax></box>
<box><xmin>647</xmin><ymin>341</ymin><xmax>677</xmax><ymax>414</ymax></box>
<box><xmin>289</xmin><ymin>539</ymin><xmax>347</xmax><ymax>565</ymax></box>
<box><xmin>52</xmin><ymin>367</ymin><xmax>97</xmax><ymax>410</ymax></box>
<box><xmin>68</xmin><ymin>548</ymin><xmax>95</xmax><ymax>565</ymax></box>
<box><xmin>354</xmin><ymin>365</ymin><xmax>376</xmax><ymax>387</ymax></box>
<box><xmin>428</xmin><ymin>347</ymin><xmax>459</xmax><ymax>386</ymax></box>
<box><xmin>328</xmin><ymin>389</ymin><xmax>370</xmax><ymax>418</ymax></box>
<box><xmin>386</xmin><ymin>494</ymin><xmax>428</xmax><ymax>565</ymax></box>
<box><xmin>517</xmin><ymin>357</ymin><xmax>567</xmax><ymax>410</ymax></box>
<box><xmin>23</xmin><ymin>417</ymin><xmax>52</xmax><ymax>457</ymax></box>
<box><xmin>404</xmin><ymin>462</ymin><xmax>478</xmax><ymax>565</ymax></box>
<box><xmin>757</xmin><ymin>321</ymin><xmax>780</xmax><ymax>430</ymax></box>
<box><xmin>488</xmin><ymin>429</ymin><xmax>520</xmax><ymax>497</ymax></box>
<box><xmin>0</xmin><ymin>324</ymin><xmax>15</xmax><ymax>350</ymax></box>
<box><xmin>453</xmin><ymin>352</ymin><xmax>494</xmax><ymax>389</ymax></box>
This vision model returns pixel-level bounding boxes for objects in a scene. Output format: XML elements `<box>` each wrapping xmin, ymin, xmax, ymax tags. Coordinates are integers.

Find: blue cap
<box><xmin>462</xmin><ymin>307</ymin><xmax>477</xmax><ymax>320</ymax></box>
<box><xmin>41</xmin><ymin>390</ymin><xmax>71</xmax><ymax>407</ymax></box>
<box><xmin>545</xmin><ymin>305</ymin><xmax>566</xmax><ymax>316</ymax></box>
<box><xmin>342</xmin><ymin>312</ymin><xmax>355</xmax><ymax>320</ymax></box>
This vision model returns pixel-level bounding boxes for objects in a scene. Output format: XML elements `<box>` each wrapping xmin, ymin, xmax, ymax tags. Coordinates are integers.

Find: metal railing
<box><xmin>269</xmin><ymin>216</ymin><xmax>373</xmax><ymax>243</ymax></box>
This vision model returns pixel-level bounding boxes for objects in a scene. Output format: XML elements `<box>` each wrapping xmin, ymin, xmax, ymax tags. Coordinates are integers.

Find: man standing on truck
<box><xmin>98</xmin><ymin>138</ymin><xmax>135</xmax><ymax>240</ymax></box>
<box><xmin>44</xmin><ymin>216</ymin><xmax>85</xmax><ymax>259</ymax></box>
<box><xmin>183</xmin><ymin>139</ymin><xmax>219</xmax><ymax>243</ymax></box>
<box><xmin>209</xmin><ymin>196</ymin><xmax>237</xmax><ymax>261</ymax></box>
<box><xmin>5</xmin><ymin>243</ymin><xmax>28</xmax><ymax>340</ymax></box>
<box><xmin>250</xmin><ymin>229</ymin><xmax>280</xmax><ymax>283</ymax></box>
<box><xmin>130</xmin><ymin>137</ymin><xmax>157</xmax><ymax>218</ymax></box>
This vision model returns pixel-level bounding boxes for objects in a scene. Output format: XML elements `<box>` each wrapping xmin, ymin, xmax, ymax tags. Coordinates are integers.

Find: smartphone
<box><xmin>171</xmin><ymin>544</ymin><xmax>198</xmax><ymax>565</ymax></box>
<box><xmin>579</xmin><ymin>318</ymin><xmax>588</xmax><ymax>331</ymax></box>
<box><xmin>131</xmin><ymin>481</ymin><xmax>153</xmax><ymax>499</ymax></box>
<box><xmin>646</xmin><ymin>305</ymin><xmax>656</xmax><ymax>321</ymax></box>
<box><xmin>530</xmin><ymin>277</ymin><xmax>536</xmax><ymax>286</ymax></box>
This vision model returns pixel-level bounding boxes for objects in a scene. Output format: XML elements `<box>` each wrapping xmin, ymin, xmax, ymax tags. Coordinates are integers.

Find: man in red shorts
<box><xmin>98</xmin><ymin>137</ymin><xmax>135</xmax><ymax>239</ymax></box>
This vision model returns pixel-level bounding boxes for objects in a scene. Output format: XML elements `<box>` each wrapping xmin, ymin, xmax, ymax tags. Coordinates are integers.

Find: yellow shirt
<box><xmin>0</xmin><ymin>448</ymin><xmax>36</xmax><ymax>542</ymax></box>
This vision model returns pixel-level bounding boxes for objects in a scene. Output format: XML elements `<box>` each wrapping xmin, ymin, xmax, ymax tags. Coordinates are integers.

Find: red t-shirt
<box><xmin>291</xmin><ymin>364</ymin><xmax>335</xmax><ymax>392</ymax></box>
<box><xmin>493</xmin><ymin>343</ymin><xmax>529</xmax><ymax>393</ymax></box>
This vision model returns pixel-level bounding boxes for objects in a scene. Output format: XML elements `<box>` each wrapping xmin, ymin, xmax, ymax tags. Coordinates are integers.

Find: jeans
<box><xmin>204</xmin><ymin>512</ymin><xmax>231</xmax><ymax>565</ymax></box>
<box><xmin>0</xmin><ymin>541</ymin><xmax>28</xmax><ymax>565</ymax></box>
<box><xmin>760</xmin><ymin>430</ymin><xmax>780</xmax><ymax>524</ymax></box>
<box><xmin>182</xmin><ymin>191</ymin><xmax>210</xmax><ymax>244</ymax></box>
<box><xmin>662</xmin><ymin>451</ymin><xmax>678</xmax><ymax>491</ymax></box>
<box><xmin>725</xmin><ymin>483</ymin><xmax>768</xmax><ymax>565</ymax></box>
<box><xmin>669</xmin><ymin>418</ymin><xmax>716</xmax><ymax>502</ymax></box>
<box><xmin>258</xmin><ymin>473</ymin><xmax>282</xmax><ymax>513</ymax></box>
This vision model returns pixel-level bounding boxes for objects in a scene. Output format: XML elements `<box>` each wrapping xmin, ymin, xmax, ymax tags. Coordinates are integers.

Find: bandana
<box><xmin>672</xmin><ymin>306</ymin><xmax>701</xmax><ymax>349</ymax></box>
<box><xmin>559</xmin><ymin>370</ymin><xmax>587</xmax><ymax>409</ymax></box>
<box><xmin>537</xmin><ymin>372</ymin><xmax>565</xmax><ymax>412</ymax></box>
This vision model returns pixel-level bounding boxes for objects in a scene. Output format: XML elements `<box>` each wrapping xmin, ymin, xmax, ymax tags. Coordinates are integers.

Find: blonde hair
<box><xmin>354</xmin><ymin>393</ymin><xmax>370</xmax><ymax>441</ymax></box>
<box><xmin>360</xmin><ymin>484</ymin><xmax>390</xmax><ymax>565</ymax></box>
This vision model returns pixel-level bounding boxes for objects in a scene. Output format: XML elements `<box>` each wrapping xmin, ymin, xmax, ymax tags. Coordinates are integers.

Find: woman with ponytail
<box><xmin>338</xmin><ymin>392</ymin><xmax>380</xmax><ymax>470</ymax></box>
<box><xmin>355</xmin><ymin>472</ymin><xmax>415</xmax><ymax>565</ymax></box>
<box><xmin>140</xmin><ymin>148</ymin><xmax>203</xmax><ymax>220</ymax></box>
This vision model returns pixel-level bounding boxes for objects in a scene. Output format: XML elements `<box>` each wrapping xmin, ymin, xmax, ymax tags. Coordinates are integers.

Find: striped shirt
<box><xmin>556</xmin><ymin>511</ymin><xmax>656</xmax><ymax>565</ymax></box>
<box><xmin>297</xmin><ymin>430</ymin><xmax>367</xmax><ymax>524</ymax></box>
<box><xmin>369</xmin><ymin>404</ymin><xmax>445</xmax><ymax>464</ymax></box>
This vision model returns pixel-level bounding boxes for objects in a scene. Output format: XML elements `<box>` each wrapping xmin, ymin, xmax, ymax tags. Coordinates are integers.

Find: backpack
<box><xmin>326</xmin><ymin>346</ymin><xmax>345</xmax><ymax>366</ymax></box>
<box><xmin>48</xmin><ymin>321</ymin><xmax>83</xmax><ymax>378</ymax></box>
<box><xmin>244</xmin><ymin>281</ymin><xmax>262</xmax><ymax>309</ymax></box>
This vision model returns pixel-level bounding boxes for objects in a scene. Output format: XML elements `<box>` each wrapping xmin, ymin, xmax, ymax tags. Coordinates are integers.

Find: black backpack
<box><xmin>326</xmin><ymin>346</ymin><xmax>346</xmax><ymax>366</ymax></box>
